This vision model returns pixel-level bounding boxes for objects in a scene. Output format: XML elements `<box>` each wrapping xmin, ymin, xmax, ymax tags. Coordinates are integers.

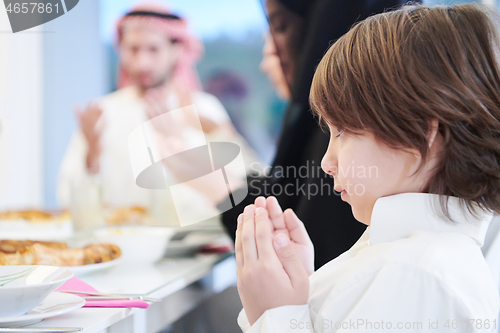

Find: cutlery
<box><xmin>82</xmin><ymin>296</ymin><xmax>150</xmax><ymax>301</ymax></box>
<box><xmin>58</xmin><ymin>290</ymin><xmax>161</xmax><ymax>303</ymax></box>
<box><xmin>0</xmin><ymin>328</ymin><xmax>82</xmax><ymax>332</ymax></box>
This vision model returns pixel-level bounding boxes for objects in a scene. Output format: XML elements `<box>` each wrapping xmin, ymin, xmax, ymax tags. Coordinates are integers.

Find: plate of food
<box><xmin>0</xmin><ymin>240</ymin><xmax>122</xmax><ymax>276</ymax></box>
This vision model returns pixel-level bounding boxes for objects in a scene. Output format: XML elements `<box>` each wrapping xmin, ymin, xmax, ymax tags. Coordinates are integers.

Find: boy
<box><xmin>235</xmin><ymin>4</ymin><xmax>500</xmax><ymax>332</ymax></box>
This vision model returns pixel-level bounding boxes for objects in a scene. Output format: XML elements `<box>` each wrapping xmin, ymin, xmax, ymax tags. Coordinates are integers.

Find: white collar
<box><xmin>368</xmin><ymin>193</ymin><xmax>492</xmax><ymax>247</ymax></box>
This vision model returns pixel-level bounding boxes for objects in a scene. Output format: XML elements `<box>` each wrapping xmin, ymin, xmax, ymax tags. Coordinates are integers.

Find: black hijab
<box><xmin>270</xmin><ymin>0</ymin><xmax>412</xmax><ymax>176</ymax></box>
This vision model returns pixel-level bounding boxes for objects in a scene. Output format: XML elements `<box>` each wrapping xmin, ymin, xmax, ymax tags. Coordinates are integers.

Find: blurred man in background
<box><xmin>58</xmin><ymin>3</ymin><xmax>258</xmax><ymax>224</ymax></box>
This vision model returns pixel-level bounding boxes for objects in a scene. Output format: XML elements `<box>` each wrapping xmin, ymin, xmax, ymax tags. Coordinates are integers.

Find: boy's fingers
<box><xmin>266</xmin><ymin>196</ymin><xmax>285</xmax><ymax>229</ymax></box>
<box><xmin>254</xmin><ymin>196</ymin><xmax>266</xmax><ymax>208</ymax></box>
<box><xmin>235</xmin><ymin>214</ymin><xmax>244</xmax><ymax>268</ymax></box>
<box><xmin>273</xmin><ymin>233</ymin><xmax>309</xmax><ymax>289</ymax></box>
<box><xmin>242</xmin><ymin>205</ymin><xmax>257</xmax><ymax>262</ymax></box>
<box><xmin>254</xmin><ymin>207</ymin><xmax>274</xmax><ymax>258</ymax></box>
<box><xmin>284</xmin><ymin>209</ymin><xmax>312</xmax><ymax>246</ymax></box>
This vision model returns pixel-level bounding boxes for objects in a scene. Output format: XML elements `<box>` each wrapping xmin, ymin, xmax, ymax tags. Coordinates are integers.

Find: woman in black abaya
<box><xmin>221</xmin><ymin>0</ymin><xmax>413</xmax><ymax>270</ymax></box>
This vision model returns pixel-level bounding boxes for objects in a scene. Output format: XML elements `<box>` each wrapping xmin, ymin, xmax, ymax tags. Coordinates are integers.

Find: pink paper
<box><xmin>56</xmin><ymin>276</ymin><xmax>150</xmax><ymax>309</ymax></box>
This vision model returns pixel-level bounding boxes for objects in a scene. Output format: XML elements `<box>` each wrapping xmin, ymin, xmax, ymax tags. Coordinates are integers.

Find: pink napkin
<box><xmin>56</xmin><ymin>276</ymin><xmax>150</xmax><ymax>309</ymax></box>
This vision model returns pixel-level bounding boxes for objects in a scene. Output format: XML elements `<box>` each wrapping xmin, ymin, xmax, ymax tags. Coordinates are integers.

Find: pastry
<box><xmin>0</xmin><ymin>242</ymin><xmax>121</xmax><ymax>266</ymax></box>
<box><xmin>0</xmin><ymin>240</ymin><xmax>67</xmax><ymax>254</ymax></box>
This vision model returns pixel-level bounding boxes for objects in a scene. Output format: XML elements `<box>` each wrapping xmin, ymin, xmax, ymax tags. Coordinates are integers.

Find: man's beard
<box><xmin>136</xmin><ymin>68</ymin><xmax>173</xmax><ymax>91</ymax></box>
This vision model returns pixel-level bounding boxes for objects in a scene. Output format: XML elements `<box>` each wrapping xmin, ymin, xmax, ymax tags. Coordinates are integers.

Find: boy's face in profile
<box><xmin>321</xmin><ymin>125</ymin><xmax>433</xmax><ymax>225</ymax></box>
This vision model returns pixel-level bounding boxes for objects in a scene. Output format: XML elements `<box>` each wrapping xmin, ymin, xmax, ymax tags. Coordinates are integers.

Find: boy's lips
<box><xmin>334</xmin><ymin>185</ymin><xmax>348</xmax><ymax>200</ymax></box>
<box><xmin>334</xmin><ymin>185</ymin><xmax>344</xmax><ymax>193</ymax></box>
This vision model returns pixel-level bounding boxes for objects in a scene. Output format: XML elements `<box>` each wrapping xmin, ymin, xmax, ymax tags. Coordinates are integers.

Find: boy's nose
<box><xmin>321</xmin><ymin>154</ymin><xmax>337</xmax><ymax>177</ymax></box>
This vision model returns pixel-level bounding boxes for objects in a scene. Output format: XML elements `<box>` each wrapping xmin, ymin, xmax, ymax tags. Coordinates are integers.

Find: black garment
<box><xmin>221</xmin><ymin>0</ymin><xmax>413</xmax><ymax>270</ymax></box>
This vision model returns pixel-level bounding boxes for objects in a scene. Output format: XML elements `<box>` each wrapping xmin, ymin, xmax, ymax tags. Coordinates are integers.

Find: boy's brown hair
<box><xmin>310</xmin><ymin>3</ymin><xmax>500</xmax><ymax>216</ymax></box>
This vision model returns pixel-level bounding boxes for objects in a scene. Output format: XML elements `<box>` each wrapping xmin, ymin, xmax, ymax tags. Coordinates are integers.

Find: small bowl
<box><xmin>0</xmin><ymin>266</ymin><xmax>73</xmax><ymax>317</ymax></box>
<box><xmin>94</xmin><ymin>226</ymin><xmax>176</xmax><ymax>264</ymax></box>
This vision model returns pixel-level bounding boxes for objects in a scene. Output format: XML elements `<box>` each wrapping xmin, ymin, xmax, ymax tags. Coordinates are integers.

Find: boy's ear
<box><xmin>427</xmin><ymin>119</ymin><xmax>439</xmax><ymax>148</ymax></box>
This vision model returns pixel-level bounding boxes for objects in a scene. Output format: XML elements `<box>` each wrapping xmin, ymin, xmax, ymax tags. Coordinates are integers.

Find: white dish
<box><xmin>66</xmin><ymin>258</ymin><xmax>122</xmax><ymax>277</ymax></box>
<box><xmin>0</xmin><ymin>266</ymin><xmax>73</xmax><ymax>317</ymax></box>
<box><xmin>0</xmin><ymin>292</ymin><xmax>85</xmax><ymax>327</ymax></box>
<box><xmin>94</xmin><ymin>226</ymin><xmax>176</xmax><ymax>264</ymax></box>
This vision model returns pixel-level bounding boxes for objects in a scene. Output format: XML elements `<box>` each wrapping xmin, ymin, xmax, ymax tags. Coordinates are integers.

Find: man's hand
<box><xmin>144</xmin><ymin>89</ymin><xmax>184</xmax><ymax>137</ymax></box>
<box><xmin>144</xmin><ymin>85</ymin><xmax>220</xmax><ymax>134</ymax></box>
<box><xmin>75</xmin><ymin>103</ymin><xmax>103</xmax><ymax>174</ymax></box>
<box><xmin>236</xmin><ymin>205</ymin><xmax>309</xmax><ymax>326</ymax></box>
<box><xmin>254</xmin><ymin>196</ymin><xmax>315</xmax><ymax>276</ymax></box>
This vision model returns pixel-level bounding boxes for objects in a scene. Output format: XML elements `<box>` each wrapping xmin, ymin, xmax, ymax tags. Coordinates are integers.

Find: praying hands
<box><xmin>235</xmin><ymin>197</ymin><xmax>314</xmax><ymax>325</ymax></box>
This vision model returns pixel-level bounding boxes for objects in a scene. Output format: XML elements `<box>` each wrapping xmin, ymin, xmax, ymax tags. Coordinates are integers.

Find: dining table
<box><xmin>18</xmin><ymin>230</ymin><xmax>237</xmax><ymax>333</ymax></box>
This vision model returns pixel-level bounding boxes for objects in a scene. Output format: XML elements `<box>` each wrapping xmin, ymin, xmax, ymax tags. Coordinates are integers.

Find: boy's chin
<box><xmin>351</xmin><ymin>206</ymin><xmax>370</xmax><ymax>226</ymax></box>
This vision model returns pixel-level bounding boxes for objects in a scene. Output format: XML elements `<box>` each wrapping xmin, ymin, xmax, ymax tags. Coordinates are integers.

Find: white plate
<box><xmin>0</xmin><ymin>292</ymin><xmax>85</xmax><ymax>327</ymax></box>
<box><xmin>66</xmin><ymin>258</ymin><xmax>121</xmax><ymax>277</ymax></box>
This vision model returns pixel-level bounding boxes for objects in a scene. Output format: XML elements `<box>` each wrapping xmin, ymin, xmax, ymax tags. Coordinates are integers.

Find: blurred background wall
<box><xmin>0</xmin><ymin>7</ymin><xmax>43</xmax><ymax>209</ymax></box>
<box><xmin>41</xmin><ymin>0</ymin><xmax>108</xmax><ymax>210</ymax></box>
